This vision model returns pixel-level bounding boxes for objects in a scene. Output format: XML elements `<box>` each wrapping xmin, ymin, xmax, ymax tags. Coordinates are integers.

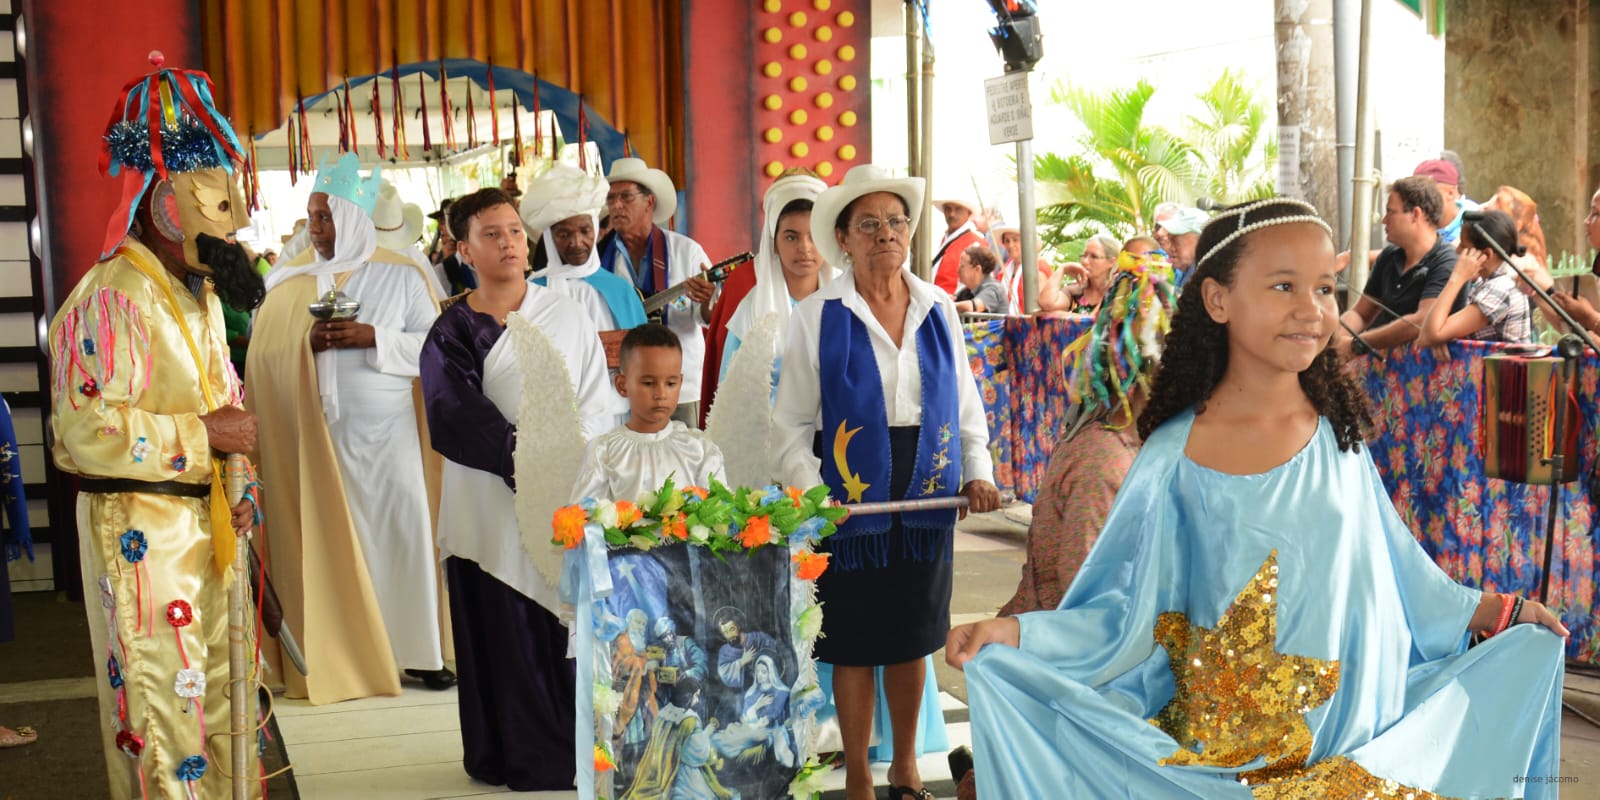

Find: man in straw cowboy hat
<box><xmin>248</xmin><ymin>152</ymin><xmax>455</xmax><ymax>704</ymax></box>
<box><xmin>597</xmin><ymin>157</ymin><xmax>716</xmax><ymax>424</ymax></box>
<box><xmin>372</xmin><ymin>181</ymin><xmax>446</xmax><ymax>299</ymax></box>
<box><xmin>931</xmin><ymin>191</ymin><xmax>988</xmax><ymax>296</ymax></box>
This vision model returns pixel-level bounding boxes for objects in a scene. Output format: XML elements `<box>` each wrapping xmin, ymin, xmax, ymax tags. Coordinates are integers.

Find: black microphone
<box><xmin>1461</xmin><ymin>209</ymin><xmax>1487</xmax><ymax>223</ymax></box>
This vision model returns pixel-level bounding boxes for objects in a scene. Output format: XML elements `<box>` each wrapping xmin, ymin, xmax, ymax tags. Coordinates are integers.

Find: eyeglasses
<box><xmin>851</xmin><ymin>216</ymin><xmax>912</xmax><ymax>236</ymax></box>
<box><xmin>606</xmin><ymin>190</ymin><xmax>648</xmax><ymax>205</ymax></box>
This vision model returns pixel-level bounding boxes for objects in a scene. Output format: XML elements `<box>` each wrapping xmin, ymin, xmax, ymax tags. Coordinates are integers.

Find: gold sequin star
<box><xmin>1150</xmin><ymin>551</ymin><xmax>1340</xmax><ymax>773</ymax></box>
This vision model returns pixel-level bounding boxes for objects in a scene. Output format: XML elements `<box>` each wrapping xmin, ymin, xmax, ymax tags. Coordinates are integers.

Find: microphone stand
<box><xmin>1470</xmin><ymin>219</ymin><xmax>1598</xmax><ymax>605</ymax></box>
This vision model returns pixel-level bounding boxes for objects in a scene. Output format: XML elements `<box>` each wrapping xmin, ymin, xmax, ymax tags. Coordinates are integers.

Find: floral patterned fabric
<box><xmin>963</xmin><ymin>319</ymin><xmax>1015</xmax><ymax>491</ymax></box>
<box><xmin>994</xmin><ymin>323</ymin><xmax>1598</xmax><ymax>663</ymax></box>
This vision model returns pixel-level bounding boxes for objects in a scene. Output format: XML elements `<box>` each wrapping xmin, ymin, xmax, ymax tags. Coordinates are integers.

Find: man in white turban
<box><xmin>522</xmin><ymin>164</ymin><xmax>647</xmax><ymax>336</ymax></box>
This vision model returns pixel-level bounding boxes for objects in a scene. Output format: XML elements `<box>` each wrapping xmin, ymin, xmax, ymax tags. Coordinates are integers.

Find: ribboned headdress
<box><xmin>1059</xmin><ymin>254</ymin><xmax>1179</xmax><ymax>434</ymax></box>
<box><xmin>312</xmin><ymin>152</ymin><xmax>385</xmax><ymax>216</ymax></box>
<box><xmin>99</xmin><ymin>51</ymin><xmax>246</xmax><ymax>258</ymax></box>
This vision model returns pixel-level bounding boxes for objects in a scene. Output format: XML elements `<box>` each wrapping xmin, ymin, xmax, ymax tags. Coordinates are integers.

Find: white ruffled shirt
<box><xmin>768</xmin><ymin>268</ymin><xmax>995</xmax><ymax>491</ymax></box>
<box><xmin>570</xmin><ymin>421</ymin><xmax>727</xmax><ymax>505</ymax></box>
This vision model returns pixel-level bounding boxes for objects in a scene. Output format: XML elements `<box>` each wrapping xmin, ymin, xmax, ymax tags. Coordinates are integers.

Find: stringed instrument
<box><xmin>640</xmin><ymin>250</ymin><xmax>756</xmax><ymax>319</ymax></box>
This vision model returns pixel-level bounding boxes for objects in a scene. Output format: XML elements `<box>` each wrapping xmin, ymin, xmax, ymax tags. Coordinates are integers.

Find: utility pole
<box><xmin>1274</xmin><ymin>0</ymin><xmax>1339</xmax><ymax>227</ymax></box>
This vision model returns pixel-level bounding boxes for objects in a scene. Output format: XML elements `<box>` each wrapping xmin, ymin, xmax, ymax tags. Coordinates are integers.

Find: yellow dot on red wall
<box><xmin>837</xmin><ymin>11</ymin><xmax>855</xmax><ymax>27</ymax></box>
<box><xmin>789</xmin><ymin>11</ymin><xmax>807</xmax><ymax>26</ymax></box>
<box><xmin>817</xmin><ymin>161</ymin><xmax>834</xmax><ymax>177</ymax></box>
<box><xmin>789</xmin><ymin>44</ymin><xmax>808</xmax><ymax>60</ymax></box>
<box><xmin>763</xmin><ymin>62</ymin><xmax>783</xmax><ymax>78</ymax></box>
<box><xmin>763</xmin><ymin>27</ymin><xmax>782</xmax><ymax>44</ymax></box>
<box><xmin>764</xmin><ymin>95</ymin><xmax>783</xmax><ymax>110</ymax></box>
<box><xmin>814</xmin><ymin>60</ymin><xmax>833</xmax><ymax>75</ymax></box>
<box><xmin>789</xmin><ymin>109</ymin><xmax>809</xmax><ymax>125</ymax></box>
<box><xmin>815</xmin><ymin>92</ymin><xmax>835</xmax><ymax>109</ymax></box>
<box><xmin>762</xmin><ymin>0</ymin><xmax>781</xmax><ymax>11</ymax></box>
<box><xmin>791</xmin><ymin>142</ymin><xmax>810</xmax><ymax>158</ymax></box>
<box><xmin>838</xmin><ymin>45</ymin><xmax>856</xmax><ymax>62</ymax></box>
<box><xmin>838</xmin><ymin>144</ymin><xmax>857</xmax><ymax>161</ymax></box>
<box><xmin>789</xmin><ymin>76</ymin><xmax>809</xmax><ymax>92</ymax></box>
<box><xmin>815</xmin><ymin>26</ymin><xmax>833</xmax><ymax>42</ymax></box>
<box><xmin>838</xmin><ymin>75</ymin><xmax>857</xmax><ymax>91</ymax></box>
<box><xmin>840</xmin><ymin>110</ymin><xmax>858</xmax><ymax>127</ymax></box>
<box><xmin>817</xmin><ymin>125</ymin><xmax>835</xmax><ymax>142</ymax></box>
<box><xmin>813</xmin><ymin>0</ymin><xmax>831</xmax><ymax>10</ymax></box>
<box><xmin>766</xmin><ymin>161</ymin><xmax>784</xmax><ymax>178</ymax></box>
<box><xmin>764</xmin><ymin>128</ymin><xmax>783</xmax><ymax>143</ymax></box>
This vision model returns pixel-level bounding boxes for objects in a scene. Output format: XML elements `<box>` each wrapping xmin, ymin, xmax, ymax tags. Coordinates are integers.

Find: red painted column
<box><xmin>682</xmin><ymin>0</ymin><xmax>759</xmax><ymax>259</ymax></box>
<box><xmin>24</xmin><ymin>0</ymin><xmax>202</xmax><ymax>300</ymax></box>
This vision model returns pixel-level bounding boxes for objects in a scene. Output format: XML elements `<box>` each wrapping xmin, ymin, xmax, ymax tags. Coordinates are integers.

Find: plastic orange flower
<box><xmin>594</xmin><ymin>743</ymin><xmax>614</xmax><ymax>772</ymax></box>
<box><xmin>663</xmin><ymin>512</ymin><xmax>689</xmax><ymax>540</ymax></box>
<box><xmin>551</xmin><ymin>505</ymin><xmax>588</xmax><ymax>550</ymax></box>
<box><xmin>685</xmin><ymin>485</ymin><xmax>709</xmax><ymax>500</ymax></box>
<box><xmin>737</xmin><ymin>515</ymin><xmax>773</xmax><ymax>548</ymax></box>
<box><xmin>786</xmin><ymin>486</ymin><xmax>804</xmax><ymax>508</ymax></box>
<box><xmin>793</xmin><ymin>550</ymin><xmax>830</xmax><ymax>580</ymax></box>
<box><xmin>616</xmin><ymin>500</ymin><xmax>643</xmax><ymax>528</ymax></box>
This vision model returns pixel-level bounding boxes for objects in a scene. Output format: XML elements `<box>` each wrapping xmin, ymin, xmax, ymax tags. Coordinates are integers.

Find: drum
<box><xmin>1481</xmin><ymin>354</ymin><xmax>1580</xmax><ymax>485</ymax></box>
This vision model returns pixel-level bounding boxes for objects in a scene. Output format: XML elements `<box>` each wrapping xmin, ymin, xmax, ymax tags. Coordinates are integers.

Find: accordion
<box><xmin>1481</xmin><ymin>355</ymin><xmax>1580</xmax><ymax>485</ymax></box>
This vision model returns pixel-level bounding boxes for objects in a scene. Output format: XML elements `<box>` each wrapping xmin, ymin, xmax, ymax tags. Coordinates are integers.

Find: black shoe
<box><xmin>947</xmin><ymin>744</ymin><xmax>974</xmax><ymax>785</ymax></box>
<box><xmin>405</xmin><ymin>667</ymin><xmax>457</xmax><ymax>690</ymax></box>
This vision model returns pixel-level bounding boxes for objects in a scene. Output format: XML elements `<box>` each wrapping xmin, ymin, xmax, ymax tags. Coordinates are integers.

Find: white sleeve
<box><xmin>769</xmin><ymin>301</ymin><xmax>824</xmax><ymax>489</ymax></box>
<box><xmin>943</xmin><ymin>297</ymin><xmax>996</xmax><ymax>487</ymax></box>
<box><xmin>701</xmin><ymin>440</ymin><xmax>729</xmax><ymax>487</ymax></box>
<box><xmin>367</xmin><ymin>266</ymin><xmax>438</xmax><ymax>378</ymax></box>
<box><xmin>571</xmin><ymin>313</ymin><xmax>623</xmax><ymax>441</ymax></box>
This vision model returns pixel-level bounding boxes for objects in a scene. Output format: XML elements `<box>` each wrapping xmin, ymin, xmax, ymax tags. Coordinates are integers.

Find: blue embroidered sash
<box><xmin>817</xmin><ymin>298</ymin><xmax>962</xmax><ymax>571</ymax></box>
<box><xmin>532</xmin><ymin>268</ymin><xmax>647</xmax><ymax>330</ymax></box>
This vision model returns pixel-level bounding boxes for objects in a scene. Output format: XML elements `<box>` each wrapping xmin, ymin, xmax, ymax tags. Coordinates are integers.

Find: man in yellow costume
<box><xmin>48</xmin><ymin>55</ymin><xmax>265</xmax><ymax>799</ymax></box>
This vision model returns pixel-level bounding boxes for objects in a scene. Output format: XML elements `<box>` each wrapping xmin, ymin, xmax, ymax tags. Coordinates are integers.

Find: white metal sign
<box><xmin>985</xmin><ymin>72</ymin><xmax>1033</xmax><ymax>146</ymax></box>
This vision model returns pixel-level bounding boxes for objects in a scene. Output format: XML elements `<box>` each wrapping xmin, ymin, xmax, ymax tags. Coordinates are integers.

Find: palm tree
<box><xmin>1187</xmin><ymin>70</ymin><xmax>1277</xmax><ymax>205</ymax></box>
<box><xmin>1032</xmin><ymin>80</ymin><xmax>1200</xmax><ymax>248</ymax></box>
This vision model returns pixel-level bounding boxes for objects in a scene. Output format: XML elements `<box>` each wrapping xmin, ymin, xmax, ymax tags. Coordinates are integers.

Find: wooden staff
<box><xmin>842</xmin><ymin>493</ymin><xmax>1016</xmax><ymax>517</ymax></box>
<box><xmin>224</xmin><ymin>454</ymin><xmax>253</xmax><ymax>800</ymax></box>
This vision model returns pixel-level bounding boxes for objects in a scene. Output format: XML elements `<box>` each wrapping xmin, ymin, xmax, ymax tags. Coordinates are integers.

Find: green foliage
<box><xmin>1031</xmin><ymin>72</ymin><xmax>1277</xmax><ymax>254</ymax></box>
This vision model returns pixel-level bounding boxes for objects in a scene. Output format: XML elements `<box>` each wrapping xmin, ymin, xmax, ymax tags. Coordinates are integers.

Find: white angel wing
<box><xmin>508</xmin><ymin>312</ymin><xmax>588</xmax><ymax>592</ymax></box>
<box><xmin>705</xmin><ymin>311</ymin><xmax>782</xmax><ymax>489</ymax></box>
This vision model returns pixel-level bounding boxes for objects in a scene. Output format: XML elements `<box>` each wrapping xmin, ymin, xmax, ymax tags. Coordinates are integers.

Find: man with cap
<box><xmin>1155</xmin><ymin>206</ymin><xmax>1207</xmax><ymax>287</ymax></box>
<box><xmin>48</xmin><ymin>56</ymin><xmax>265</xmax><ymax>799</ymax></box>
<box><xmin>932</xmin><ymin>193</ymin><xmax>987</xmax><ymax>296</ymax></box>
<box><xmin>1414</xmin><ymin>158</ymin><xmax>1479</xmax><ymax>245</ymax></box>
<box><xmin>523</xmin><ymin>163</ymin><xmax>647</xmax><ymax>337</ymax></box>
<box><xmin>247</xmin><ymin>152</ymin><xmax>453</xmax><ymax>705</ymax></box>
<box><xmin>598</xmin><ymin>158</ymin><xmax>715</xmax><ymax>424</ymax></box>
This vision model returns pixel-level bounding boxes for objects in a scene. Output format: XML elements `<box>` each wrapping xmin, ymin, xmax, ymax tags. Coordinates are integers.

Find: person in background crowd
<box><xmin>953</xmin><ymin>245</ymin><xmax>1008</xmax><ymax>314</ymax></box>
<box><xmin>1439</xmin><ymin>150</ymin><xmax>1481</xmax><ymax>207</ymax></box>
<box><xmin>1521</xmin><ymin>185</ymin><xmax>1600</xmax><ymax>332</ymax></box>
<box><xmin>1039</xmin><ymin>234</ymin><xmax>1120</xmax><ymax>315</ymax></box>
<box><xmin>1155</xmin><ymin>207</ymin><xmax>1206</xmax><ymax>286</ymax></box>
<box><xmin>1418</xmin><ymin>209</ymin><xmax>1532</xmax><ymax>346</ymax></box>
<box><xmin>930</xmin><ymin>193</ymin><xmax>986</xmax><ymax>296</ymax></box>
<box><xmin>1335</xmin><ymin>176</ymin><xmax>1460</xmax><ymax>357</ymax></box>
<box><xmin>432</xmin><ymin>198</ymin><xmax>478</xmax><ymax>296</ymax></box>
<box><xmin>1151</xmin><ymin>201</ymin><xmax>1181</xmax><ymax>255</ymax></box>
<box><xmin>598</xmin><ymin>158</ymin><xmax>715</xmax><ymax>425</ymax></box>
<box><xmin>991</xmin><ymin>223</ymin><xmax>1053</xmax><ymax>315</ymax></box>
<box><xmin>1414</xmin><ymin>159</ymin><xmax>1478</xmax><ymax>246</ymax></box>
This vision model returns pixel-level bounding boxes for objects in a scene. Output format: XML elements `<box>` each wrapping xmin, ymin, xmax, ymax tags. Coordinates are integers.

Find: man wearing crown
<box><xmin>246</xmin><ymin>153</ymin><xmax>453</xmax><ymax>704</ymax></box>
<box><xmin>47</xmin><ymin>57</ymin><xmax>266</xmax><ymax>799</ymax></box>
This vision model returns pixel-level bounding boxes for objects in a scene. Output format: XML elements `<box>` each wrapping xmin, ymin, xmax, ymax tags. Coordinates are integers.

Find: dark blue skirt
<box><xmin>812</xmin><ymin>425</ymin><xmax>954</xmax><ymax>667</ymax></box>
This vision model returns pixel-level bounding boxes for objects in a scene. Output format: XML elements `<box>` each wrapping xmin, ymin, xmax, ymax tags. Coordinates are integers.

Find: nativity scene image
<box><xmin>598</xmin><ymin>543</ymin><xmax>812</xmax><ymax>799</ymax></box>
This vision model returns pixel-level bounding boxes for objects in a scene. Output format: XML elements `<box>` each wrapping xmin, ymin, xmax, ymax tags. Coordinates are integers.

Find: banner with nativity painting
<box><xmin>554</xmin><ymin>478</ymin><xmax>847</xmax><ymax>800</ymax></box>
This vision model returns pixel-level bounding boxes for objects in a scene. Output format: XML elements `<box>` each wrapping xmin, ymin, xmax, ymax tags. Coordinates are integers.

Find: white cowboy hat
<box><xmin>606</xmin><ymin>157</ymin><xmax>678</xmax><ymax>225</ymax></box>
<box><xmin>932</xmin><ymin>191</ymin><xmax>981</xmax><ymax>216</ymax></box>
<box><xmin>810</xmin><ymin>164</ymin><xmax>926</xmax><ymax>269</ymax></box>
<box><xmin>371</xmin><ymin>182</ymin><xmax>425</xmax><ymax>251</ymax></box>
<box><xmin>990</xmin><ymin>222</ymin><xmax>1021</xmax><ymax>238</ymax></box>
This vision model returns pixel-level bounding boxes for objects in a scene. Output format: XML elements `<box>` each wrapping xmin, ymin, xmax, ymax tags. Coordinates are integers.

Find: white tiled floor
<box><xmin>273</xmin><ymin>684</ymin><xmax>970</xmax><ymax>799</ymax></box>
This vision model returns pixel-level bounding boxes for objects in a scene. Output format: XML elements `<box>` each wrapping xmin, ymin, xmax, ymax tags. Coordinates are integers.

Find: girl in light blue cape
<box><xmin>949</xmin><ymin>198</ymin><xmax>1568</xmax><ymax>799</ymax></box>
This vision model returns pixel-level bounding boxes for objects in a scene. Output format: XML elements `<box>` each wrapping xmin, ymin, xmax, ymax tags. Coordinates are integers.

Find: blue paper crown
<box><xmin>313</xmin><ymin>152</ymin><xmax>384</xmax><ymax>216</ymax></box>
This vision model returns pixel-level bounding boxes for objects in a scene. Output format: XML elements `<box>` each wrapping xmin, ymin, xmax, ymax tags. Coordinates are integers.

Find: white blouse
<box><xmin>768</xmin><ymin>268</ymin><xmax>995</xmax><ymax>491</ymax></box>
<box><xmin>571</xmin><ymin>421</ymin><xmax>728</xmax><ymax>505</ymax></box>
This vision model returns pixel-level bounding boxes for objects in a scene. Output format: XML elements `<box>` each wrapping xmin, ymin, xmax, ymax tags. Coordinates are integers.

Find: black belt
<box><xmin>79</xmin><ymin>477</ymin><xmax>211</xmax><ymax>499</ymax></box>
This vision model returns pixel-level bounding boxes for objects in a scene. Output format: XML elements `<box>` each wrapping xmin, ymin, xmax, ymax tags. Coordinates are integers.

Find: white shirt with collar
<box><xmin>768</xmin><ymin>267</ymin><xmax>995</xmax><ymax>491</ymax></box>
<box><xmin>609</xmin><ymin>228</ymin><xmax>712</xmax><ymax>400</ymax></box>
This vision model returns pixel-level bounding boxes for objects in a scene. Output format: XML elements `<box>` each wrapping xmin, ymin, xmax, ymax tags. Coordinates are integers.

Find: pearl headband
<box><xmin>1193</xmin><ymin>198</ymin><xmax>1333</xmax><ymax>269</ymax></box>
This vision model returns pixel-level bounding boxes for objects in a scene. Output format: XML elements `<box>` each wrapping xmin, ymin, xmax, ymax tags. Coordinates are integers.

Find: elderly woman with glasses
<box><xmin>1038</xmin><ymin>234</ymin><xmax>1120</xmax><ymax>315</ymax></box>
<box><xmin>770</xmin><ymin>165</ymin><xmax>1001</xmax><ymax>800</ymax></box>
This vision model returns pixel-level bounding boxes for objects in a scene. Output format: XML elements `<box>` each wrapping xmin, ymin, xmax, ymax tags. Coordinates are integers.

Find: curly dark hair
<box><xmin>1136</xmin><ymin>199</ymin><xmax>1374</xmax><ymax>451</ymax></box>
